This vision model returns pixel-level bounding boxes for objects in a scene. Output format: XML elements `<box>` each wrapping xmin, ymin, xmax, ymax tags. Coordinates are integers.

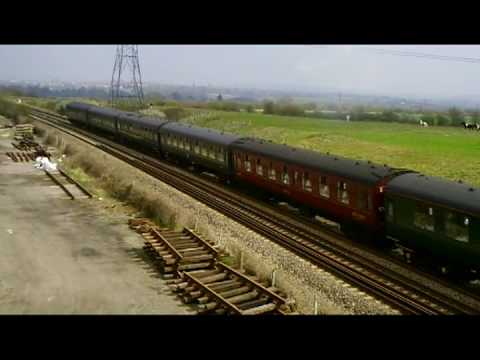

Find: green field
<box><xmin>177</xmin><ymin>110</ymin><xmax>480</xmax><ymax>187</ymax></box>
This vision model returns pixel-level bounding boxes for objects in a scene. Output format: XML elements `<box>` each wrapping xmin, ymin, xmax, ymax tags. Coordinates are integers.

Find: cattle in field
<box><xmin>461</xmin><ymin>121</ymin><xmax>479</xmax><ymax>130</ymax></box>
<box><xmin>419</xmin><ymin>120</ymin><xmax>429</xmax><ymax>127</ymax></box>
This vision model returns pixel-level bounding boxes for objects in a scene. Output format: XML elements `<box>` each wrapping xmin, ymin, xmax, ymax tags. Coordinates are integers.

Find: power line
<box><xmin>361</xmin><ymin>47</ymin><xmax>480</xmax><ymax>64</ymax></box>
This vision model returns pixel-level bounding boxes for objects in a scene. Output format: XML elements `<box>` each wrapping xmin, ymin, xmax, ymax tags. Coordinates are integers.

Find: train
<box><xmin>64</xmin><ymin>102</ymin><xmax>480</xmax><ymax>276</ymax></box>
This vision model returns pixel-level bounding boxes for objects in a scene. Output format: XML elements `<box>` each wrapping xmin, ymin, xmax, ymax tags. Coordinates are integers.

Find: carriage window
<box><xmin>185</xmin><ymin>140</ymin><xmax>191</xmax><ymax>151</ymax></box>
<box><xmin>256</xmin><ymin>159</ymin><xmax>264</xmax><ymax>176</ymax></box>
<box><xmin>386</xmin><ymin>201</ymin><xmax>394</xmax><ymax>222</ymax></box>
<box><xmin>216</xmin><ymin>147</ymin><xmax>223</xmax><ymax>161</ymax></box>
<box><xmin>414</xmin><ymin>203</ymin><xmax>434</xmax><ymax>232</ymax></box>
<box><xmin>235</xmin><ymin>153</ymin><xmax>242</xmax><ymax>169</ymax></box>
<box><xmin>201</xmin><ymin>143</ymin><xmax>208</xmax><ymax>157</ymax></box>
<box><xmin>194</xmin><ymin>141</ymin><xmax>200</xmax><ymax>154</ymax></box>
<box><xmin>357</xmin><ymin>190</ymin><xmax>370</xmax><ymax>210</ymax></box>
<box><xmin>319</xmin><ymin>176</ymin><xmax>330</xmax><ymax>198</ymax></box>
<box><xmin>208</xmin><ymin>145</ymin><xmax>215</xmax><ymax>159</ymax></box>
<box><xmin>282</xmin><ymin>166</ymin><xmax>290</xmax><ymax>185</ymax></box>
<box><xmin>268</xmin><ymin>163</ymin><xmax>276</xmax><ymax>180</ymax></box>
<box><xmin>337</xmin><ymin>181</ymin><xmax>349</xmax><ymax>204</ymax></box>
<box><xmin>244</xmin><ymin>155</ymin><xmax>252</xmax><ymax>172</ymax></box>
<box><xmin>294</xmin><ymin>171</ymin><xmax>298</xmax><ymax>185</ymax></box>
<box><xmin>303</xmin><ymin>172</ymin><xmax>312</xmax><ymax>192</ymax></box>
<box><xmin>179</xmin><ymin>138</ymin><xmax>184</xmax><ymax>150</ymax></box>
<box><xmin>445</xmin><ymin>212</ymin><xmax>469</xmax><ymax>243</ymax></box>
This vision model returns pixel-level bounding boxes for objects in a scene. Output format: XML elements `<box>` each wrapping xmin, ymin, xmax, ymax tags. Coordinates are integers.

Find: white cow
<box><xmin>419</xmin><ymin>120</ymin><xmax>429</xmax><ymax>127</ymax></box>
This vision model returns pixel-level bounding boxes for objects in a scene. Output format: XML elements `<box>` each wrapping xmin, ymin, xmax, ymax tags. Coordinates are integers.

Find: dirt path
<box><xmin>0</xmin><ymin>140</ymin><xmax>190</xmax><ymax>314</ymax></box>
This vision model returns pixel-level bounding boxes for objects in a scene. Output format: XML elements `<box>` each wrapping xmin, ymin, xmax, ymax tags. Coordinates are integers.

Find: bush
<box><xmin>263</xmin><ymin>101</ymin><xmax>275</xmax><ymax>115</ymax></box>
<box><xmin>436</xmin><ymin>114</ymin><xmax>451</xmax><ymax>126</ymax></box>
<box><xmin>163</xmin><ymin>107</ymin><xmax>189</xmax><ymax>121</ymax></box>
<box><xmin>276</xmin><ymin>103</ymin><xmax>304</xmax><ymax>117</ymax></box>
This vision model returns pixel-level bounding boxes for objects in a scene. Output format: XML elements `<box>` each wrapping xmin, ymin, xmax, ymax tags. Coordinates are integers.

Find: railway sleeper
<box><xmin>241</xmin><ymin>303</ymin><xmax>278</xmax><ymax>315</ymax></box>
<box><xmin>196</xmin><ymin>291</ymin><xmax>259</xmax><ymax>313</ymax></box>
<box><xmin>237</xmin><ymin>297</ymin><xmax>271</xmax><ymax>311</ymax></box>
<box><xmin>178</xmin><ymin>261</ymin><xmax>212</xmax><ymax>271</ymax></box>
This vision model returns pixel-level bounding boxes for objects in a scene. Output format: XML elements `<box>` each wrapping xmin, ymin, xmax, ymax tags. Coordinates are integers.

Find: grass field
<box><xmin>177</xmin><ymin>109</ymin><xmax>480</xmax><ymax>187</ymax></box>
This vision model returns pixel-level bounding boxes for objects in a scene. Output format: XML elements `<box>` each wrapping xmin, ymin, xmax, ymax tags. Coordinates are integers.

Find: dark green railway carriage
<box><xmin>64</xmin><ymin>102</ymin><xmax>92</xmax><ymax>124</ymax></box>
<box><xmin>385</xmin><ymin>173</ymin><xmax>480</xmax><ymax>272</ymax></box>
<box><xmin>116</xmin><ymin>112</ymin><xmax>167</xmax><ymax>151</ymax></box>
<box><xmin>158</xmin><ymin>122</ymin><xmax>241</xmax><ymax>177</ymax></box>
<box><xmin>87</xmin><ymin>107</ymin><xmax>120</xmax><ymax>134</ymax></box>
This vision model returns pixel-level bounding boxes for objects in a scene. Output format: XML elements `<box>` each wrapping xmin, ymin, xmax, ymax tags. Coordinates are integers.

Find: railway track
<box><xmin>27</xmin><ymin>105</ymin><xmax>480</xmax><ymax>315</ymax></box>
<box><xmin>128</xmin><ymin>221</ymin><xmax>293</xmax><ymax>315</ymax></box>
<box><xmin>44</xmin><ymin>167</ymin><xmax>93</xmax><ymax>200</ymax></box>
<box><xmin>5</xmin><ymin>151</ymin><xmax>36</xmax><ymax>162</ymax></box>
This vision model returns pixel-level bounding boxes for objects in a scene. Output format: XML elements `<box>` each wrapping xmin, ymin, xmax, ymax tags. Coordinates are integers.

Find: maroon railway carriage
<box><xmin>230</xmin><ymin>138</ymin><xmax>405</xmax><ymax>236</ymax></box>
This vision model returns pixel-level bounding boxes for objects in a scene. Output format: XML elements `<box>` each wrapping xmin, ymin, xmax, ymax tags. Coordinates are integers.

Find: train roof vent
<box><xmin>370</xmin><ymin>165</ymin><xmax>375</xmax><ymax>169</ymax></box>
<box><xmin>326</xmin><ymin>152</ymin><xmax>330</xmax><ymax>155</ymax></box>
<box><xmin>384</xmin><ymin>164</ymin><xmax>388</xmax><ymax>167</ymax></box>
<box><xmin>458</xmin><ymin>180</ymin><xmax>463</xmax><ymax>184</ymax></box>
<box><xmin>367</xmin><ymin>160</ymin><xmax>371</xmax><ymax>164</ymax></box>
<box><xmin>355</xmin><ymin>161</ymin><xmax>360</xmax><ymax>165</ymax></box>
<box><xmin>334</xmin><ymin>157</ymin><xmax>338</xmax><ymax>160</ymax></box>
<box><xmin>469</xmin><ymin>187</ymin><xmax>475</xmax><ymax>192</ymax></box>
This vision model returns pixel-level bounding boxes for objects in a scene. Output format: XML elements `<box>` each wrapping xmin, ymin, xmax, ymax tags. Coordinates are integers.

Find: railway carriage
<box><xmin>159</xmin><ymin>122</ymin><xmax>241</xmax><ymax>177</ymax></box>
<box><xmin>64</xmin><ymin>102</ymin><xmax>93</xmax><ymax>125</ymax></box>
<box><xmin>385</xmin><ymin>173</ymin><xmax>480</xmax><ymax>272</ymax></box>
<box><xmin>116</xmin><ymin>112</ymin><xmax>167</xmax><ymax>151</ymax></box>
<box><xmin>86</xmin><ymin>106</ymin><xmax>119</xmax><ymax>135</ymax></box>
<box><xmin>62</xmin><ymin>101</ymin><xmax>480</xmax><ymax>275</ymax></box>
<box><xmin>230</xmin><ymin>138</ymin><xmax>405</xmax><ymax>237</ymax></box>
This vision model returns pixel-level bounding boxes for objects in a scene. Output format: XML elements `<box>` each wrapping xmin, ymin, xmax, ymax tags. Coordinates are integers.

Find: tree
<box><xmin>304</xmin><ymin>102</ymin><xmax>318</xmax><ymax>111</ymax></box>
<box><xmin>164</xmin><ymin>107</ymin><xmax>188</xmax><ymax>121</ymax></box>
<box><xmin>471</xmin><ymin>110</ymin><xmax>480</xmax><ymax>123</ymax></box>
<box><xmin>277</xmin><ymin>103</ymin><xmax>304</xmax><ymax>116</ymax></box>
<box><xmin>217</xmin><ymin>93</ymin><xmax>223</xmax><ymax>101</ymax></box>
<box><xmin>381</xmin><ymin>110</ymin><xmax>399</xmax><ymax>122</ymax></box>
<box><xmin>436</xmin><ymin>114</ymin><xmax>451</xmax><ymax>126</ymax></box>
<box><xmin>263</xmin><ymin>100</ymin><xmax>275</xmax><ymax>115</ymax></box>
<box><xmin>448</xmin><ymin>107</ymin><xmax>464</xmax><ymax>125</ymax></box>
<box><xmin>245</xmin><ymin>104</ymin><xmax>254</xmax><ymax>113</ymax></box>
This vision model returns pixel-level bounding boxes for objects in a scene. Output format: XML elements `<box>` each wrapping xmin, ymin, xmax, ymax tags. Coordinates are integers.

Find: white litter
<box><xmin>34</xmin><ymin>156</ymin><xmax>57</xmax><ymax>172</ymax></box>
<box><xmin>6</xmin><ymin>229</ymin><xmax>13</xmax><ymax>235</ymax></box>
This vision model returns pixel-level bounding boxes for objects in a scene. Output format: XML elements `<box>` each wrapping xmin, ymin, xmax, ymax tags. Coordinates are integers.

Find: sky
<box><xmin>1</xmin><ymin>45</ymin><xmax>480</xmax><ymax>99</ymax></box>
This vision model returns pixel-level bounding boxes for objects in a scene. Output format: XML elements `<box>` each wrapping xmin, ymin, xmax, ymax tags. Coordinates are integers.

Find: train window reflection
<box><xmin>446</xmin><ymin>212</ymin><xmax>469</xmax><ymax>243</ymax></box>
<box><xmin>414</xmin><ymin>203</ymin><xmax>434</xmax><ymax>232</ymax></box>
<box><xmin>337</xmin><ymin>181</ymin><xmax>349</xmax><ymax>204</ymax></box>
<box><xmin>320</xmin><ymin>176</ymin><xmax>329</xmax><ymax>198</ymax></box>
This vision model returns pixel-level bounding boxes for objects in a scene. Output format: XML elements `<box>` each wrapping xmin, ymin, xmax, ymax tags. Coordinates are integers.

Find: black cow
<box><xmin>461</xmin><ymin>121</ymin><xmax>479</xmax><ymax>130</ymax></box>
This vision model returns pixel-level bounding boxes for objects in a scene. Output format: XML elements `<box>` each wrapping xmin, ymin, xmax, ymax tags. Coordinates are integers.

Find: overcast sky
<box><xmin>1</xmin><ymin>45</ymin><xmax>480</xmax><ymax>99</ymax></box>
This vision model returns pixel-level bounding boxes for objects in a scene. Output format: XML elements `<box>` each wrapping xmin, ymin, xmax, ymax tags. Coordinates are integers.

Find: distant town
<box><xmin>1</xmin><ymin>79</ymin><xmax>479</xmax><ymax>112</ymax></box>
